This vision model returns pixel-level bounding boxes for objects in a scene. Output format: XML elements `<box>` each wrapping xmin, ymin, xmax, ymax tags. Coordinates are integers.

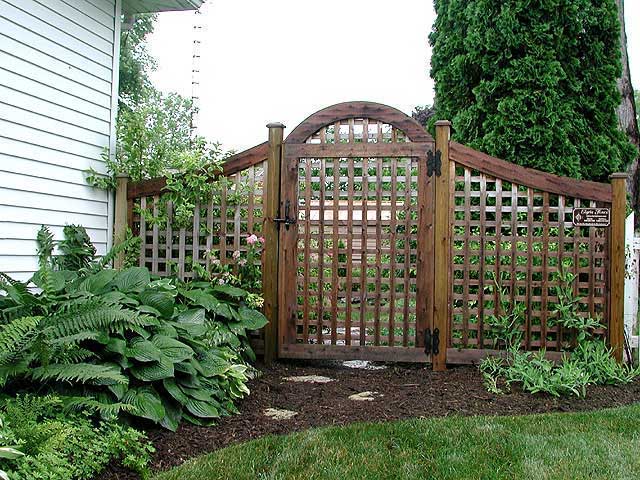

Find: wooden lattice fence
<box><xmin>117</xmin><ymin>101</ymin><xmax>628</xmax><ymax>368</ymax></box>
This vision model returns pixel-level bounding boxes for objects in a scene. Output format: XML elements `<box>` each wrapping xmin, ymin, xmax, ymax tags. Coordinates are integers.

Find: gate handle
<box><xmin>274</xmin><ymin>200</ymin><xmax>296</xmax><ymax>229</ymax></box>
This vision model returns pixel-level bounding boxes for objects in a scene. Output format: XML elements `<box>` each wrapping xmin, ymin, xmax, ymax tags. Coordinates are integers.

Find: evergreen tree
<box><xmin>429</xmin><ymin>0</ymin><xmax>636</xmax><ymax>182</ymax></box>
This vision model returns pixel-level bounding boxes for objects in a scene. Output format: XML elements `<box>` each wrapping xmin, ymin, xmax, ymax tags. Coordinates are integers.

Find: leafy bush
<box><xmin>480</xmin><ymin>270</ymin><xmax>639</xmax><ymax>397</ymax></box>
<box><xmin>0</xmin><ymin>227</ymin><xmax>267</xmax><ymax>430</ymax></box>
<box><xmin>0</xmin><ymin>394</ymin><xmax>152</xmax><ymax>480</ymax></box>
<box><xmin>430</xmin><ymin>0</ymin><xmax>636</xmax><ymax>181</ymax></box>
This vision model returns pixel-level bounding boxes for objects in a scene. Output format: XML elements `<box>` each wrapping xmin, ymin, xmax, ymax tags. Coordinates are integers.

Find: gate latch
<box><xmin>427</xmin><ymin>150</ymin><xmax>442</xmax><ymax>177</ymax></box>
<box><xmin>424</xmin><ymin>328</ymin><xmax>440</xmax><ymax>356</ymax></box>
<box><xmin>274</xmin><ymin>200</ymin><xmax>296</xmax><ymax>230</ymax></box>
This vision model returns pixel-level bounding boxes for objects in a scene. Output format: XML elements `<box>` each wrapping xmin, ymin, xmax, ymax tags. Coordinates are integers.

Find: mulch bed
<box><xmin>97</xmin><ymin>360</ymin><xmax>640</xmax><ymax>479</ymax></box>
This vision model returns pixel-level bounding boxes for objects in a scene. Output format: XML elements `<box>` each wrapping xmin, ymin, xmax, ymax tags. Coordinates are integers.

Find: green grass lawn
<box><xmin>153</xmin><ymin>403</ymin><xmax>640</xmax><ymax>480</ymax></box>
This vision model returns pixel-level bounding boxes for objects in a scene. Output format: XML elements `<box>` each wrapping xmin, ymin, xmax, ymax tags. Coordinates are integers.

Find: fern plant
<box><xmin>0</xmin><ymin>229</ymin><xmax>267</xmax><ymax>431</ymax></box>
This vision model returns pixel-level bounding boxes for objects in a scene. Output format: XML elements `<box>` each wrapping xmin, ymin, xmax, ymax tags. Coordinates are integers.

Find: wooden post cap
<box><xmin>116</xmin><ymin>173</ymin><xmax>130</xmax><ymax>179</ymax></box>
<box><xmin>609</xmin><ymin>173</ymin><xmax>629</xmax><ymax>180</ymax></box>
<box><xmin>266</xmin><ymin>122</ymin><xmax>286</xmax><ymax>129</ymax></box>
<box><xmin>435</xmin><ymin>120</ymin><xmax>452</xmax><ymax>127</ymax></box>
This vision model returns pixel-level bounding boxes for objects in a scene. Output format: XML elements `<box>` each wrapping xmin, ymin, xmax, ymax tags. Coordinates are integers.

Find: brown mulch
<box><xmin>97</xmin><ymin>360</ymin><xmax>640</xmax><ymax>479</ymax></box>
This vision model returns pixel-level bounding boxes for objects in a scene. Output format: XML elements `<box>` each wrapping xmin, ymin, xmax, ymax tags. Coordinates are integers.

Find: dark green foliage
<box><xmin>0</xmin><ymin>395</ymin><xmax>152</xmax><ymax>480</ymax></box>
<box><xmin>430</xmin><ymin>0</ymin><xmax>636</xmax><ymax>181</ymax></box>
<box><xmin>0</xmin><ymin>228</ymin><xmax>267</xmax><ymax>431</ymax></box>
<box><xmin>55</xmin><ymin>226</ymin><xmax>96</xmax><ymax>271</ymax></box>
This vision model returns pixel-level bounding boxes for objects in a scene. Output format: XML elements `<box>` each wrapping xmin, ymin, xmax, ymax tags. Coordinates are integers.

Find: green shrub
<box><xmin>430</xmin><ymin>0</ymin><xmax>636</xmax><ymax>181</ymax></box>
<box><xmin>0</xmin><ymin>394</ymin><xmax>152</xmax><ymax>480</ymax></box>
<box><xmin>0</xmin><ymin>226</ymin><xmax>267</xmax><ymax>431</ymax></box>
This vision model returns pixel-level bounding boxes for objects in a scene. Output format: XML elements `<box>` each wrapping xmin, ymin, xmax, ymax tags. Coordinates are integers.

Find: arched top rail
<box><xmin>450</xmin><ymin>141</ymin><xmax>613</xmax><ymax>203</ymax></box>
<box><xmin>285</xmin><ymin>101</ymin><xmax>434</xmax><ymax>144</ymax></box>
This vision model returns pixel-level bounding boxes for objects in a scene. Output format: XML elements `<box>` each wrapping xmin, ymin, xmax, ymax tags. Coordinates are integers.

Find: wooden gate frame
<box><xmin>262</xmin><ymin>101</ymin><xmax>450</xmax><ymax>369</ymax></box>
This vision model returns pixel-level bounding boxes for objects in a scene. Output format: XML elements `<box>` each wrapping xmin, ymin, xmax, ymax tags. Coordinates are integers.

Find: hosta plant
<box><xmin>0</xmin><ymin>226</ymin><xmax>267</xmax><ymax>430</ymax></box>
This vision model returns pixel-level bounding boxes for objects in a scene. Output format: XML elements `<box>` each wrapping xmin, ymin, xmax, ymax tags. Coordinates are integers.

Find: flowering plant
<box><xmin>202</xmin><ymin>233</ymin><xmax>265</xmax><ymax>296</ymax></box>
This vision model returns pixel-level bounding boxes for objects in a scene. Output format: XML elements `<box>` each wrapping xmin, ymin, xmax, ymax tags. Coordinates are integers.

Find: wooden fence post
<box><xmin>610</xmin><ymin>172</ymin><xmax>628</xmax><ymax>363</ymax></box>
<box><xmin>263</xmin><ymin>123</ymin><xmax>285</xmax><ymax>365</ymax></box>
<box><xmin>433</xmin><ymin>120</ymin><xmax>452</xmax><ymax>371</ymax></box>
<box><xmin>113</xmin><ymin>174</ymin><xmax>129</xmax><ymax>270</ymax></box>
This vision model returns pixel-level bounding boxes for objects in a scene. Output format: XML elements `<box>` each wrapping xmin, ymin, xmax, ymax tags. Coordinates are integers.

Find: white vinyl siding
<box><xmin>0</xmin><ymin>0</ymin><xmax>118</xmax><ymax>282</ymax></box>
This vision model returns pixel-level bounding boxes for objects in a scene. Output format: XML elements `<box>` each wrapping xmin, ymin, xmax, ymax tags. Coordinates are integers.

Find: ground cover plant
<box><xmin>152</xmin><ymin>403</ymin><xmax>640</xmax><ymax>480</ymax></box>
<box><xmin>480</xmin><ymin>270</ymin><xmax>639</xmax><ymax>397</ymax></box>
<box><xmin>0</xmin><ymin>395</ymin><xmax>152</xmax><ymax>480</ymax></box>
<box><xmin>0</xmin><ymin>226</ymin><xmax>267</xmax><ymax>431</ymax></box>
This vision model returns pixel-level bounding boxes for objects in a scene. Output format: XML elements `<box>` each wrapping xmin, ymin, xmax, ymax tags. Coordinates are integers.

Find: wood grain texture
<box><xmin>263</xmin><ymin>125</ymin><xmax>284</xmax><ymax>365</ymax></box>
<box><xmin>609</xmin><ymin>174</ymin><xmax>627</xmax><ymax>362</ymax></box>
<box><xmin>285</xmin><ymin>101</ymin><xmax>433</xmax><ymax>144</ymax></box>
<box><xmin>450</xmin><ymin>142</ymin><xmax>612</xmax><ymax>202</ymax></box>
<box><xmin>433</xmin><ymin>121</ymin><xmax>451</xmax><ymax>371</ymax></box>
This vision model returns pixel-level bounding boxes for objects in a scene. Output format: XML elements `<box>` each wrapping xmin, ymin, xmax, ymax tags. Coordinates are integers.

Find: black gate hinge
<box><xmin>427</xmin><ymin>150</ymin><xmax>442</xmax><ymax>177</ymax></box>
<box><xmin>424</xmin><ymin>328</ymin><xmax>440</xmax><ymax>356</ymax></box>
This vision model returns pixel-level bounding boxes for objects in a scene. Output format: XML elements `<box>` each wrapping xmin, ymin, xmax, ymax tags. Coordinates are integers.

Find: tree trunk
<box><xmin>616</xmin><ymin>0</ymin><xmax>640</xmax><ymax>224</ymax></box>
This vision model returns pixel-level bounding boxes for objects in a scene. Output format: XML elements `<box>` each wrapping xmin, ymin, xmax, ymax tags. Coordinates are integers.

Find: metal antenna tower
<box><xmin>190</xmin><ymin>7</ymin><xmax>203</xmax><ymax>137</ymax></box>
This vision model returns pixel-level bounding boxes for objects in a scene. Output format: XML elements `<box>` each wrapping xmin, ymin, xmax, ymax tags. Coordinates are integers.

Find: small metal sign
<box><xmin>572</xmin><ymin>207</ymin><xmax>610</xmax><ymax>227</ymax></box>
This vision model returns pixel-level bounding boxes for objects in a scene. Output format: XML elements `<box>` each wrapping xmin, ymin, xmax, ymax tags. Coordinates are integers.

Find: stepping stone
<box><xmin>348</xmin><ymin>391</ymin><xmax>383</xmax><ymax>402</ymax></box>
<box><xmin>264</xmin><ymin>408</ymin><xmax>298</xmax><ymax>420</ymax></box>
<box><xmin>283</xmin><ymin>375</ymin><xmax>335</xmax><ymax>384</ymax></box>
<box><xmin>342</xmin><ymin>360</ymin><xmax>387</xmax><ymax>370</ymax></box>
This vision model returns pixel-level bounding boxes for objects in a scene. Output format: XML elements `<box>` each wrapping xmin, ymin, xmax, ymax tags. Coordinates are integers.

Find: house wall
<box><xmin>0</xmin><ymin>0</ymin><xmax>121</xmax><ymax>281</ymax></box>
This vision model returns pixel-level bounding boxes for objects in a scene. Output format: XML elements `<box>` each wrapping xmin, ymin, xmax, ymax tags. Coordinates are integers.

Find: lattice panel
<box><xmin>306</xmin><ymin>118</ymin><xmax>410</xmax><ymax>144</ymax></box>
<box><xmin>132</xmin><ymin>162</ymin><xmax>267</xmax><ymax>278</ymax></box>
<box><xmin>450</xmin><ymin>163</ymin><xmax>609</xmax><ymax>351</ymax></box>
<box><xmin>295</xmin><ymin>155</ymin><xmax>419</xmax><ymax>347</ymax></box>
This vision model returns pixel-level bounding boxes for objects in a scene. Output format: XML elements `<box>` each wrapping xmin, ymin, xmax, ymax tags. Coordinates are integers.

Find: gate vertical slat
<box><xmin>388</xmin><ymin>158</ymin><xmax>398</xmax><ymax>347</ymax></box>
<box><xmin>346</xmin><ymin>155</ymin><xmax>355</xmax><ymax>346</ymax></box>
<box><xmin>374</xmin><ymin>156</ymin><xmax>382</xmax><ymax>346</ymax></box>
<box><xmin>302</xmin><ymin>159</ymin><xmax>312</xmax><ymax>344</ymax></box>
<box><xmin>317</xmin><ymin>157</ymin><xmax>326</xmax><ymax>345</ymax></box>
<box><xmin>416</xmin><ymin>150</ymin><xmax>432</xmax><ymax>350</ymax></box>
<box><xmin>331</xmin><ymin>157</ymin><xmax>340</xmax><ymax>345</ymax></box>
<box><xmin>360</xmin><ymin>156</ymin><xmax>369</xmax><ymax>346</ymax></box>
<box><xmin>403</xmin><ymin>156</ymin><xmax>413</xmax><ymax>347</ymax></box>
<box><xmin>278</xmin><ymin>146</ymin><xmax>299</xmax><ymax>354</ymax></box>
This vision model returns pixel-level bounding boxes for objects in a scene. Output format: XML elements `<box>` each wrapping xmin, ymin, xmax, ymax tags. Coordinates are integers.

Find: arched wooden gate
<box><xmin>275</xmin><ymin>103</ymin><xmax>446</xmax><ymax>366</ymax></box>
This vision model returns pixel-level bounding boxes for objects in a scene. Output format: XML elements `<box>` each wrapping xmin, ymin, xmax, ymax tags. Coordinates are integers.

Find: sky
<box><xmin>148</xmin><ymin>0</ymin><xmax>640</xmax><ymax>152</ymax></box>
